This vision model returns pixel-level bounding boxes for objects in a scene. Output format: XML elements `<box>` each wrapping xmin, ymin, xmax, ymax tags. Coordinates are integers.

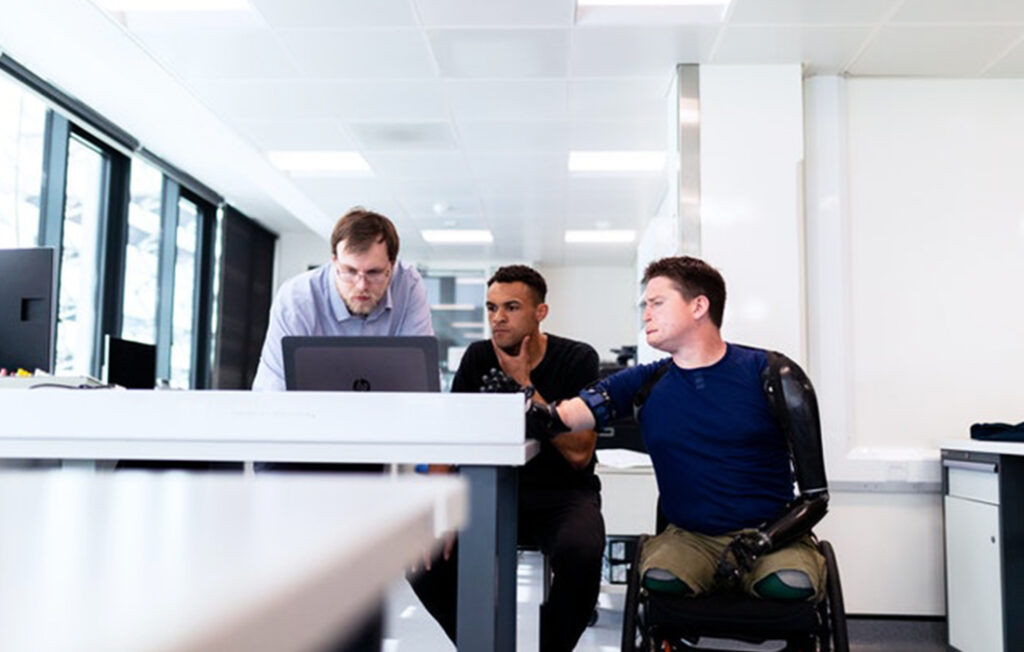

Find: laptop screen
<box><xmin>282</xmin><ymin>336</ymin><xmax>440</xmax><ymax>392</ymax></box>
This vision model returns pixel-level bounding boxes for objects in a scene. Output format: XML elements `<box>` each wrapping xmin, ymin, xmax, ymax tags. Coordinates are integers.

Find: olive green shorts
<box><xmin>639</xmin><ymin>524</ymin><xmax>826</xmax><ymax>601</ymax></box>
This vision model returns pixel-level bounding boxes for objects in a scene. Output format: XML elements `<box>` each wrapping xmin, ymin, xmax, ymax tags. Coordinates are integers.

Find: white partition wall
<box><xmin>698</xmin><ymin>65</ymin><xmax>806</xmax><ymax>361</ymax></box>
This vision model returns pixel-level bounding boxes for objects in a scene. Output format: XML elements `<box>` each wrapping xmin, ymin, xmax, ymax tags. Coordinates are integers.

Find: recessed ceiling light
<box><xmin>267</xmin><ymin>151</ymin><xmax>371</xmax><ymax>176</ymax></box>
<box><xmin>97</xmin><ymin>0</ymin><xmax>250</xmax><ymax>10</ymax></box>
<box><xmin>568</xmin><ymin>151</ymin><xmax>666</xmax><ymax>173</ymax></box>
<box><xmin>565</xmin><ymin>230</ymin><xmax>636</xmax><ymax>244</ymax></box>
<box><xmin>576</xmin><ymin>0</ymin><xmax>731</xmax><ymax>24</ymax></box>
<box><xmin>421</xmin><ymin>230</ymin><xmax>494</xmax><ymax>244</ymax></box>
<box><xmin>430</xmin><ymin>304</ymin><xmax>478</xmax><ymax>311</ymax></box>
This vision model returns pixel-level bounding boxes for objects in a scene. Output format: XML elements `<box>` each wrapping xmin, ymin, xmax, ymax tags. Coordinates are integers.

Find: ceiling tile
<box><xmin>568</xmin><ymin>176</ymin><xmax>667</xmax><ymax>220</ymax></box>
<box><xmin>481</xmin><ymin>195</ymin><xmax>567</xmax><ymax>219</ymax></box>
<box><xmin>330</xmin><ymin>81</ymin><xmax>449</xmax><ymax>121</ymax></box>
<box><xmin>235</xmin><ymin>118</ymin><xmax>355</xmax><ymax>150</ymax></box>
<box><xmin>428</xmin><ymin>28</ymin><xmax>569</xmax><ymax>78</ymax></box>
<box><xmin>362</xmin><ymin>151</ymin><xmax>470</xmax><ymax>178</ymax></box>
<box><xmin>713</xmin><ymin>25</ymin><xmax>874</xmax><ymax>73</ymax></box>
<box><xmin>277</xmin><ymin>29</ymin><xmax>437</xmax><ymax>79</ymax></box>
<box><xmin>892</xmin><ymin>0</ymin><xmax>1024</xmax><ymax>24</ymax></box>
<box><xmin>445</xmin><ymin>80</ymin><xmax>567</xmax><ymax>120</ymax></box>
<box><xmin>727</xmin><ymin>0</ymin><xmax>899</xmax><ymax>25</ymax></box>
<box><xmin>189</xmin><ymin>80</ymin><xmax>345</xmax><ymax>120</ymax></box>
<box><xmin>250</xmin><ymin>0</ymin><xmax>417</xmax><ymax>28</ymax></box>
<box><xmin>465</xmin><ymin>152</ymin><xmax>568</xmax><ymax>180</ymax></box>
<box><xmin>132</xmin><ymin>28</ymin><xmax>301</xmax><ymax>80</ymax></box>
<box><xmin>456</xmin><ymin>121</ymin><xmax>570</xmax><ymax>152</ymax></box>
<box><xmin>985</xmin><ymin>39</ymin><xmax>1024</xmax><ymax>77</ymax></box>
<box><xmin>570</xmin><ymin>26</ymin><xmax>720</xmax><ymax>76</ymax></box>
<box><xmin>848</xmin><ymin>26</ymin><xmax>1023</xmax><ymax>76</ymax></box>
<box><xmin>349</xmin><ymin>122</ymin><xmax>459</xmax><ymax>151</ymax></box>
<box><xmin>570</xmin><ymin>120</ymin><xmax>665</xmax><ymax>150</ymax></box>
<box><xmin>399</xmin><ymin>194</ymin><xmax>485</xmax><ymax>220</ymax></box>
<box><xmin>569</xmin><ymin>77</ymin><xmax>670</xmax><ymax>121</ymax></box>
<box><xmin>413</xmin><ymin>0</ymin><xmax>574</xmax><ymax>27</ymax></box>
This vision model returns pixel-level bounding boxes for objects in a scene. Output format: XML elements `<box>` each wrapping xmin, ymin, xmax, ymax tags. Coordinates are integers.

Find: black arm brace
<box><xmin>757</xmin><ymin>350</ymin><xmax>829</xmax><ymax>551</ymax></box>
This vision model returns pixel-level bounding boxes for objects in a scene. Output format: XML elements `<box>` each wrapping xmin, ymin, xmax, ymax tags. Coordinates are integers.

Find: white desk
<box><xmin>0</xmin><ymin>390</ymin><xmax>538</xmax><ymax>652</ymax></box>
<box><xmin>0</xmin><ymin>471</ymin><xmax>466</xmax><ymax>652</ymax></box>
<box><xmin>940</xmin><ymin>439</ymin><xmax>1024</xmax><ymax>652</ymax></box>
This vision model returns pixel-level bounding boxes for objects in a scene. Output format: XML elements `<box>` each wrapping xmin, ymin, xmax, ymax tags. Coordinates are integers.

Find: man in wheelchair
<box><xmin>528</xmin><ymin>255</ymin><xmax>829</xmax><ymax>603</ymax></box>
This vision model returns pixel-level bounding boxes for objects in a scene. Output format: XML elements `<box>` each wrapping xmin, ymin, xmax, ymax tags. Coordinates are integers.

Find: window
<box><xmin>54</xmin><ymin>135</ymin><xmax>107</xmax><ymax>375</ymax></box>
<box><xmin>169</xmin><ymin>195</ymin><xmax>199</xmax><ymax>388</ymax></box>
<box><xmin>0</xmin><ymin>74</ymin><xmax>46</xmax><ymax>247</ymax></box>
<box><xmin>121</xmin><ymin>158</ymin><xmax>163</xmax><ymax>345</ymax></box>
<box><xmin>423</xmin><ymin>270</ymin><xmax>487</xmax><ymax>390</ymax></box>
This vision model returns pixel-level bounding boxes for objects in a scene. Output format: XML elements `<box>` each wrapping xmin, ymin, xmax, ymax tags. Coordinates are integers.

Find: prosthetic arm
<box><xmin>716</xmin><ymin>351</ymin><xmax>830</xmax><ymax>581</ymax></box>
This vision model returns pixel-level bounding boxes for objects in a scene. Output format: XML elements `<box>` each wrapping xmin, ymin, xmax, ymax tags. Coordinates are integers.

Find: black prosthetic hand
<box><xmin>714</xmin><ymin>530</ymin><xmax>772</xmax><ymax>583</ymax></box>
<box><xmin>525</xmin><ymin>400</ymin><xmax>569</xmax><ymax>441</ymax></box>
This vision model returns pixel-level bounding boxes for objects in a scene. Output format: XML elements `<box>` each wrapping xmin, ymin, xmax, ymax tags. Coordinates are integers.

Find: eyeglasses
<box><xmin>336</xmin><ymin>266</ymin><xmax>391</xmax><ymax>286</ymax></box>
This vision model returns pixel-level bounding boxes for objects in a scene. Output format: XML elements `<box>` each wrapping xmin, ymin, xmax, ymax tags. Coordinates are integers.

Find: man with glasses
<box><xmin>252</xmin><ymin>207</ymin><xmax>433</xmax><ymax>391</ymax></box>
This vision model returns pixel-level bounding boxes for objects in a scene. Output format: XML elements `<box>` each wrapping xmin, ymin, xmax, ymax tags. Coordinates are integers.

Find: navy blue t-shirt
<box><xmin>596</xmin><ymin>343</ymin><xmax>793</xmax><ymax>535</ymax></box>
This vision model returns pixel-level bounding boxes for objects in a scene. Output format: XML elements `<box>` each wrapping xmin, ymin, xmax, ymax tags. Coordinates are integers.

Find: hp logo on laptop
<box><xmin>352</xmin><ymin>378</ymin><xmax>372</xmax><ymax>391</ymax></box>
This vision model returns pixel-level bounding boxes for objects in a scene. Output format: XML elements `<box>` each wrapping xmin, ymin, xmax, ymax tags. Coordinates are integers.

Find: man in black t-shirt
<box><xmin>409</xmin><ymin>265</ymin><xmax>605</xmax><ymax>652</ymax></box>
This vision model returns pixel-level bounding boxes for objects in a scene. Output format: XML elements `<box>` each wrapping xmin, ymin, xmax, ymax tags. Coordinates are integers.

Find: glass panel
<box><xmin>169</xmin><ymin>196</ymin><xmax>198</xmax><ymax>388</ymax></box>
<box><xmin>0</xmin><ymin>74</ymin><xmax>46</xmax><ymax>248</ymax></box>
<box><xmin>423</xmin><ymin>270</ymin><xmax>487</xmax><ymax>391</ymax></box>
<box><xmin>121</xmin><ymin>159</ymin><xmax>163</xmax><ymax>345</ymax></box>
<box><xmin>55</xmin><ymin>136</ymin><xmax>106</xmax><ymax>375</ymax></box>
<box><xmin>208</xmin><ymin>206</ymin><xmax>224</xmax><ymax>383</ymax></box>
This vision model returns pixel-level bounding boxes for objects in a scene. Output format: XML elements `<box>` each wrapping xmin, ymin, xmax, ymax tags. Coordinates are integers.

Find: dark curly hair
<box><xmin>487</xmin><ymin>265</ymin><xmax>547</xmax><ymax>305</ymax></box>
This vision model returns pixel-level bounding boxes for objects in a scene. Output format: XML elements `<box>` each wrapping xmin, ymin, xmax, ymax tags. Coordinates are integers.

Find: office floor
<box><xmin>384</xmin><ymin>551</ymin><xmax>946</xmax><ymax>651</ymax></box>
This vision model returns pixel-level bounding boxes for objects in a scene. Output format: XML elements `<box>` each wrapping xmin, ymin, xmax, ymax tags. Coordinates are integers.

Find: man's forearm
<box><xmin>555</xmin><ymin>397</ymin><xmax>596</xmax><ymax>432</ymax></box>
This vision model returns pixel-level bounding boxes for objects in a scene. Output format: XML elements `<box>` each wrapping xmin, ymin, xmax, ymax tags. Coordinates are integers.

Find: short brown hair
<box><xmin>642</xmin><ymin>256</ymin><xmax>726</xmax><ymax>328</ymax></box>
<box><xmin>488</xmin><ymin>265</ymin><xmax>547</xmax><ymax>305</ymax></box>
<box><xmin>330</xmin><ymin>207</ymin><xmax>399</xmax><ymax>262</ymax></box>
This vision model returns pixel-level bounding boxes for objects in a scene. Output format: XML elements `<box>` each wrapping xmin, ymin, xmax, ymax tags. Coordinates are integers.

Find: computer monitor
<box><xmin>0</xmin><ymin>248</ymin><xmax>56</xmax><ymax>374</ymax></box>
<box><xmin>282</xmin><ymin>336</ymin><xmax>440</xmax><ymax>392</ymax></box>
<box><xmin>104</xmin><ymin>335</ymin><xmax>157</xmax><ymax>389</ymax></box>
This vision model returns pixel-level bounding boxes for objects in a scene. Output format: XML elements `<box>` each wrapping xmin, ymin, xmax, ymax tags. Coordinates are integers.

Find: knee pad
<box><xmin>642</xmin><ymin>568</ymin><xmax>693</xmax><ymax>595</ymax></box>
<box><xmin>753</xmin><ymin>570</ymin><xmax>814</xmax><ymax>600</ymax></box>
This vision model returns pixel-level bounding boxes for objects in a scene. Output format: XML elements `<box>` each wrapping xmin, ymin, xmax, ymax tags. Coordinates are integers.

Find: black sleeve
<box><xmin>563</xmin><ymin>343</ymin><xmax>600</xmax><ymax>396</ymax></box>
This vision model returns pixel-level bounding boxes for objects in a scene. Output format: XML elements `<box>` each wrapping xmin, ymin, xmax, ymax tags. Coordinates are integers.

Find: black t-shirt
<box><xmin>452</xmin><ymin>334</ymin><xmax>600</xmax><ymax>491</ymax></box>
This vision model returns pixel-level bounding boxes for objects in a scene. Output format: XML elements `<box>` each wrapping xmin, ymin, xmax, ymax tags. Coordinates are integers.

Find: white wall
<box><xmin>699</xmin><ymin>65</ymin><xmax>807</xmax><ymax>362</ymax></box>
<box><xmin>536</xmin><ymin>265</ymin><xmax>636</xmax><ymax>362</ymax></box>
<box><xmin>273</xmin><ymin>229</ymin><xmax>330</xmax><ymax>292</ymax></box>
<box><xmin>804</xmin><ymin>75</ymin><xmax>1024</xmax><ymax>615</ymax></box>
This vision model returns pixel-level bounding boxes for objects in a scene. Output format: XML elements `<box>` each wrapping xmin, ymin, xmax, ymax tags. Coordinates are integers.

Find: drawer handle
<box><xmin>943</xmin><ymin>460</ymin><xmax>997</xmax><ymax>473</ymax></box>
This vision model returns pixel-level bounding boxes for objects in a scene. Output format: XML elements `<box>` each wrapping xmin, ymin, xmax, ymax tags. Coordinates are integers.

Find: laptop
<box><xmin>282</xmin><ymin>335</ymin><xmax>440</xmax><ymax>392</ymax></box>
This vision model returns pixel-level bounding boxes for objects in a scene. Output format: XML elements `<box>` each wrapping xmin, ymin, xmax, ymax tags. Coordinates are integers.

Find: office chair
<box><xmin>621</xmin><ymin>530</ymin><xmax>848</xmax><ymax>651</ymax></box>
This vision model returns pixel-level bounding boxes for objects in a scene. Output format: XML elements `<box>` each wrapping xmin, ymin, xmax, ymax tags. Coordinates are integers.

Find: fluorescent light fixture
<box><xmin>565</xmin><ymin>230</ymin><xmax>636</xmax><ymax>244</ymax></box>
<box><xmin>267</xmin><ymin>151</ymin><xmax>371</xmax><ymax>176</ymax></box>
<box><xmin>568</xmin><ymin>151</ymin><xmax>666</xmax><ymax>173</ymax></box>
<box><xmin>579</xmin><ymin>0</ymin><xmax>728</xmax><ymax>5</ymax></box>
<box><xmin>97</xmin><ymin>0</ymin><xmax>250</xmax><ymax>9</ymax></box>
<box><xmin>576</xmin><ymin>0</ymin><xmax>731</xmax><ymax>24</ymax></box>
<box><xmin>431</xmin><ymin>304</ymin><xmax>478</xmax><ymax>311</ymax></box>
<box><xmin>421</xmin><ymin>230</ymin><xmax>494</xmax><ymax>244</ymax></box>
<box><xmin>451</xmin><ymin>322</ymin><xmax>486</xmax><ymax>329</ymax></box>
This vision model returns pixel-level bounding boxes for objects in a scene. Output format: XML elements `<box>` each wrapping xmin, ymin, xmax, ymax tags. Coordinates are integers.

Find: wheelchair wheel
<box><xmin>819</xmin><ymin>540</ymin><xmax>849</xmax><ymax>652</ymax></box>
<box><xmin>620</xmin><ymin>534</ymin><xmax>649</xmax><ymax>651</ymax></box>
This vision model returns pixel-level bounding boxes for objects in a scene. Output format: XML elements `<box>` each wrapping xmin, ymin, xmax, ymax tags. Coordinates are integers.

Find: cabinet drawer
<box><xmin>947</xmin><ymin>464</ymin><xmax>999</xmax><ymax>505</ymax></box>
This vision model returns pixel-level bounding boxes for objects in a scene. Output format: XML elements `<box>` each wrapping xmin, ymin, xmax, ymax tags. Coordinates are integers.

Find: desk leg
<box><xmin>458</xmin><ymin>465</ymin><xmax>517</xmax><ymax>652</ymax></box>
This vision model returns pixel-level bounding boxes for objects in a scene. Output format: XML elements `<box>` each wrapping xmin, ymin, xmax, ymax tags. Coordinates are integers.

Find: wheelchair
<box><xmin>621</xmin><ymin>532</ymin><xmax>848</xmax><ymax>651</ymax></box>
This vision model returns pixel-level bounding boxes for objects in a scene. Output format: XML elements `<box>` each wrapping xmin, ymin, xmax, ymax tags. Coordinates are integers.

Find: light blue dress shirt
<box><xmin>252</xmin><ymin>260</ymin><xmax>434</xmax><ymax>390</ymax></box>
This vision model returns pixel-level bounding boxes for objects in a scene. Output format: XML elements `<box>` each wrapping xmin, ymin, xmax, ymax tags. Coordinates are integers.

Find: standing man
<box><xmin>410</xmin><ymin>265</ymin><xmax>606</xmax><ymax>652</ymax></box>
<box><xmin>531</xmin><ymin>256</ymin><xmax>830</xmax><ymax>603</ymax></box>
<box><xmin>252</xmin><ymin>207</ymin><xmax>433</xmax><ymax>391</ymax></box>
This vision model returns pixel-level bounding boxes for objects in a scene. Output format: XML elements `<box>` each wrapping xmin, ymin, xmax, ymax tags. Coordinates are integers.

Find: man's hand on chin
<box><xmin>492</xmin><ymin>334</ymin><xmax>532</xmax><ymax>387</ymax></box>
